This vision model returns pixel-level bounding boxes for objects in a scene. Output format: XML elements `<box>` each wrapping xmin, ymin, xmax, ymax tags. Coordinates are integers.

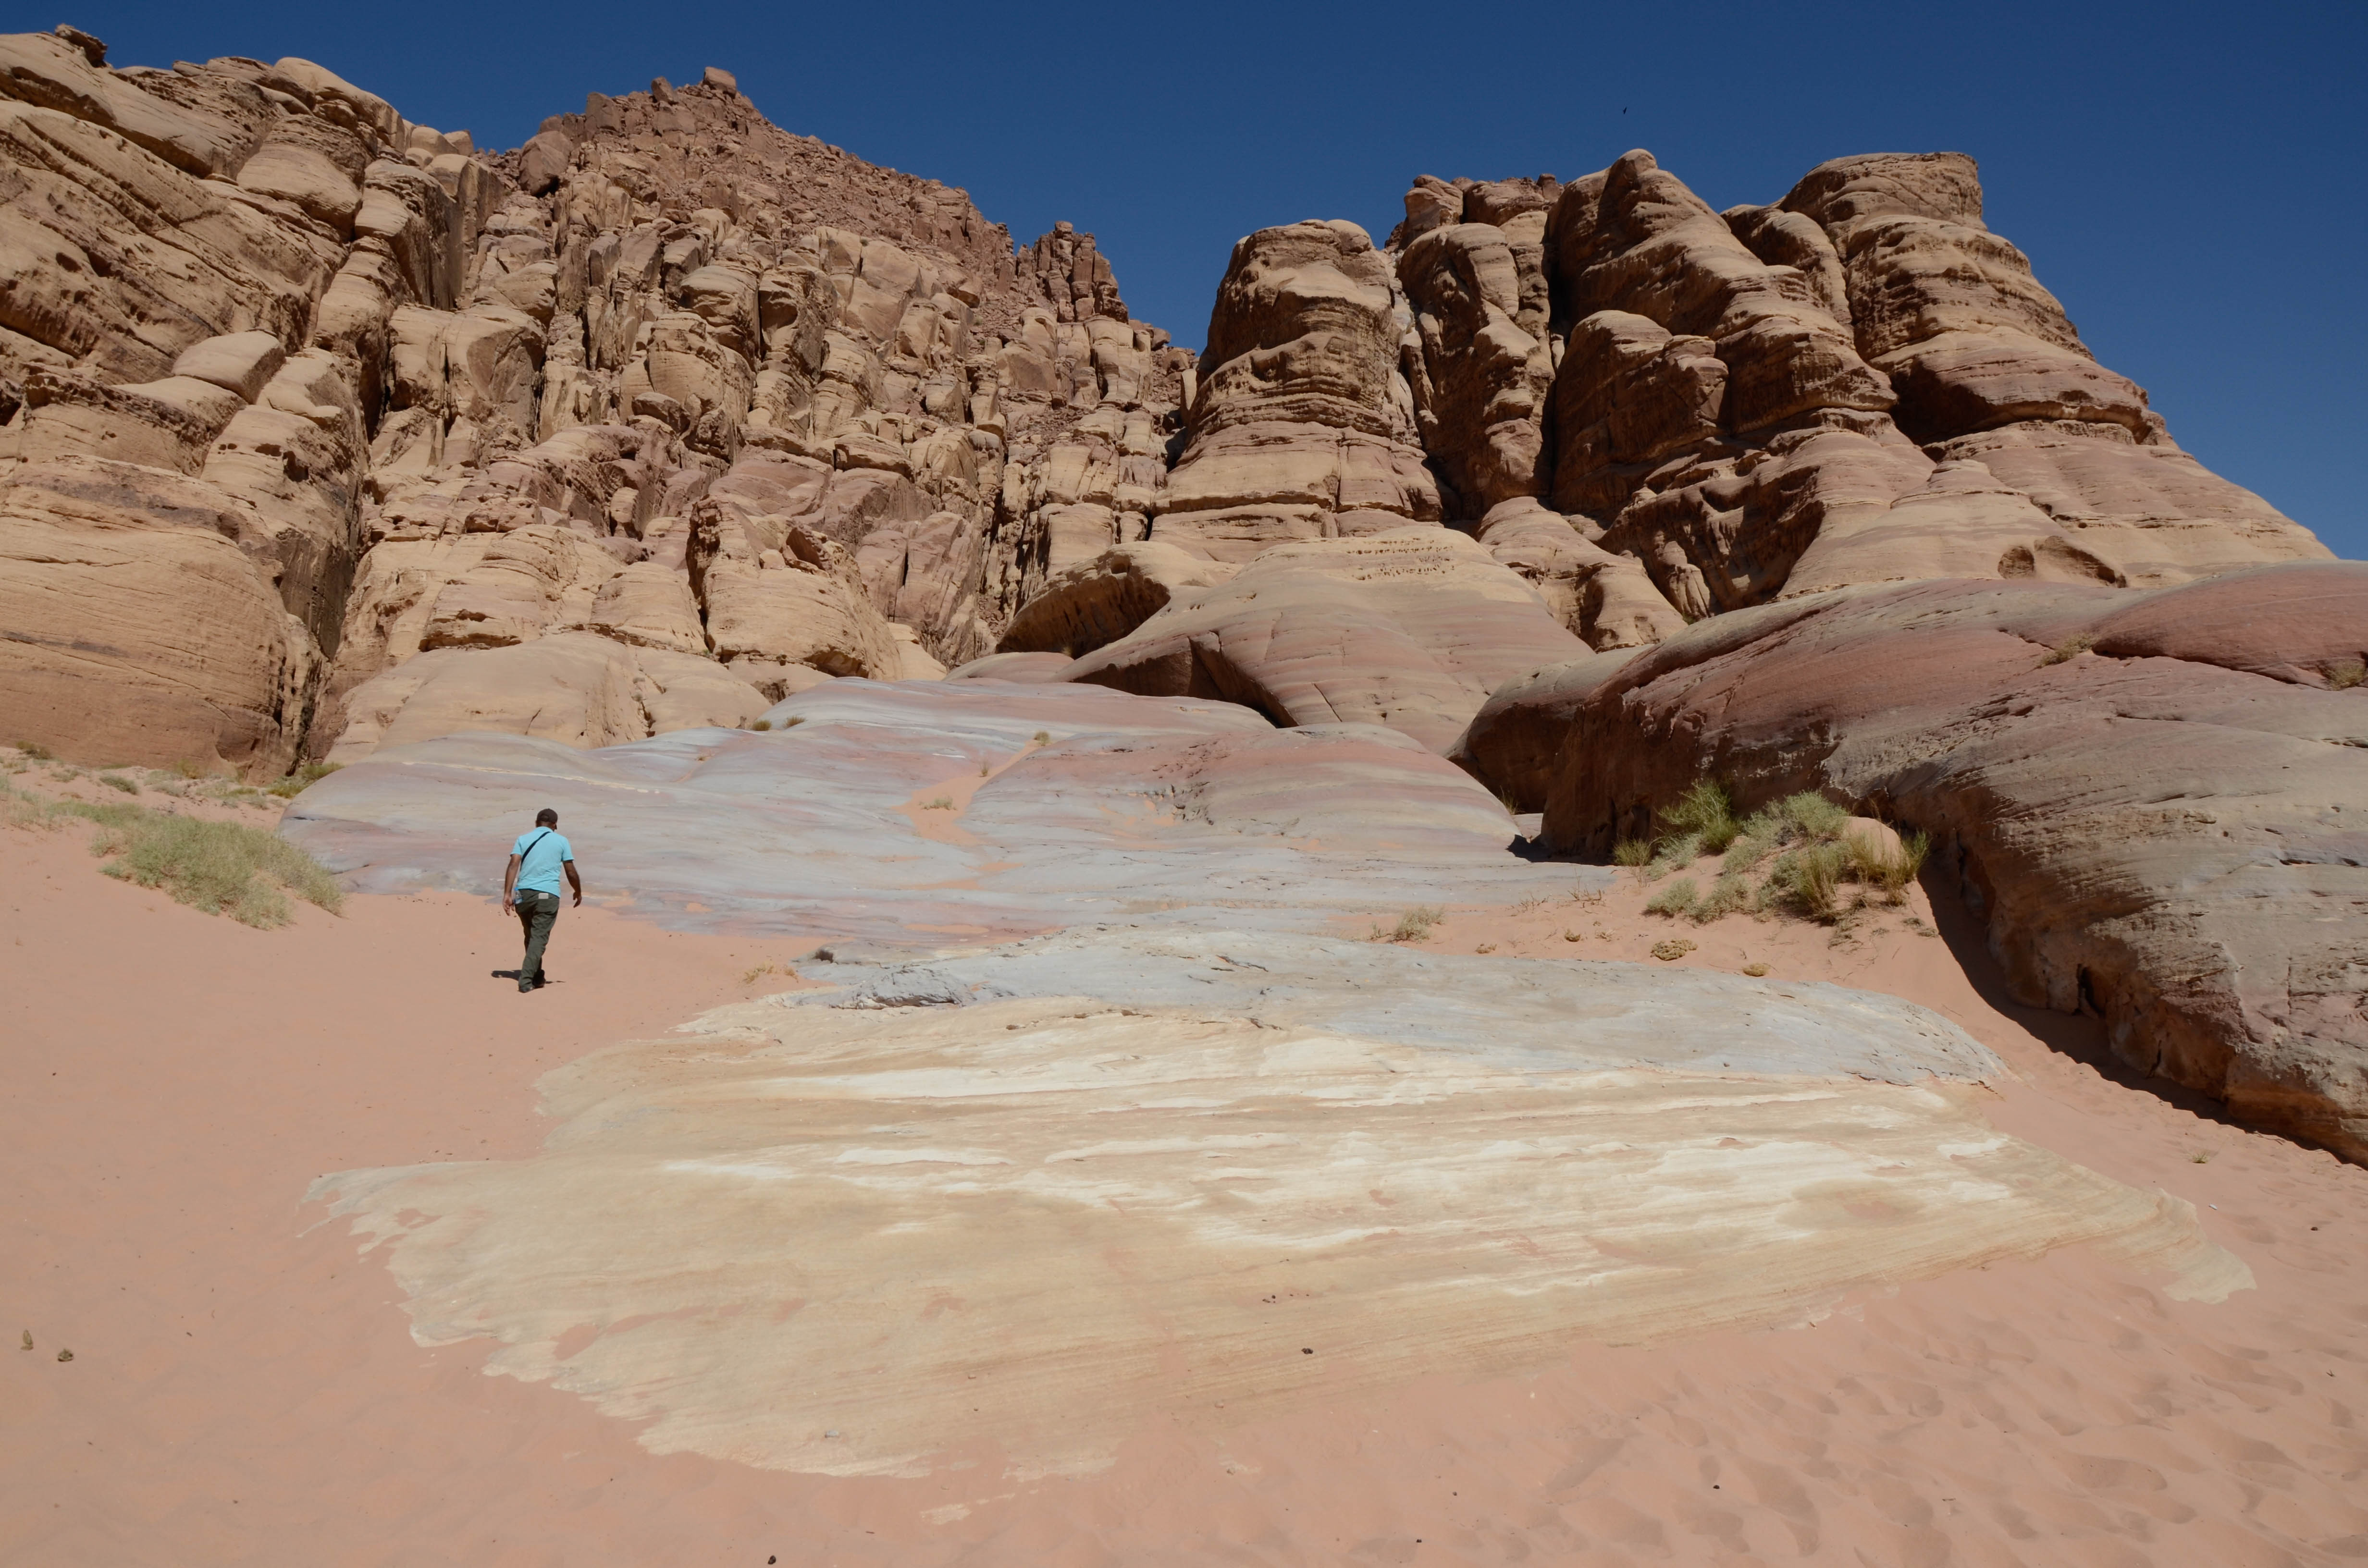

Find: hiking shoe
<box><xmin>518</xmin><ymin>976</ymin><xmax>536</xmax><ymax>993</ymax></box>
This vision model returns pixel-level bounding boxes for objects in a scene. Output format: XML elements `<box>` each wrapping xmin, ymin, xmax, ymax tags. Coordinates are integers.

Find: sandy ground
<box><xmin>5</xmin><ymin>810</ymin><xmax>2365</xmax><ymax>1565</ymax></box>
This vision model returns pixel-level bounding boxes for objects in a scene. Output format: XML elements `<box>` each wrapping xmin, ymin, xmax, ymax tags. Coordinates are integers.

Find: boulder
<box><xmin>171</xmin><ymin>331</ymin><xmax>288</xmax><ymax>403</ymax></box>
<box><xmin>946</xmin><ymin>651</ymin><xmax>1072</xmax><ymax>683</ymax></box>
<box><xmin>18</xmin><ymin>367</ymin><xmax>240</xmax><ymax>474</ymax></box>
<box><xmin>692</xmin><ymin>509</ymin><xmax>902</xmax><ymax>696</ymax></box>
<box><xmin>419</xmin><ymin>523</ymin><xmax>618</xmax><ymax>649</ymax></box>
<box><xmin>1154</xmin><ymin>220</ymin><xmax>1438</xmax><ymax>557</ymax></box>
<box><xmin>1447</xmin><ymin>646</ymin><xmax>1644</xmax><ymax>812</ymax></box>
<box><xmin>1064</xmin><ymin>527</ymin><xmax>1587</xmax><ymax>752</ymax></box>
<box><xmin>326</xmin><ymin>630</ymin><xmax>768</xmax><ymax>761</ymax></box>
<box><xmin>587</xmin><ymin>561</ymin><xmax>707</xmax><ymax>654</ymax></box>
<box><xmin>998</xmin><ymin>541</ymin><xmax>1237</xmax><ymax>657</ymax></box>
<box><xmin>888</xmin><ymin>623</ymin><xmax>948</xmax><ymax>681</ymax></box>
<box><xmin>0</xmin><ymin>455</ymin><xmax>312</xmax><ymax>774</ymax></box>
<box><xmin>1512</xmin><ymin>564</ymin><xmax>2368</xmax><ymax>1162</ymax></box>
<box><xmin>1472</xmin><ymin>498</ymin><xmax>1687</xmax><ymax>650</ymax></box>
<box><xmin>1396</xmin><ymin>223</ymin><xmax>1554</xmax><ymax>515</ymax></box>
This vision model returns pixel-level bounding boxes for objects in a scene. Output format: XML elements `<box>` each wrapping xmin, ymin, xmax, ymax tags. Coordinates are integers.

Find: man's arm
<box><xmin>564</xmin><ymin>857</ymin><xmax>583</xmax><ymax>907</ymax></box>
<box><xmin>502</xmin><ymin>852</ymin><xmax>521</xmax><ymax>916</ymax></box>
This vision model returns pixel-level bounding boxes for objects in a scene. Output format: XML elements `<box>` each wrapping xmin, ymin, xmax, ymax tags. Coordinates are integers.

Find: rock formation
<box><xmin>1455</xmin><ymin>562</ymin><xmax>2368</xmax><ymax>1161</ymax></box>
<box><xmin>1064</xmin><ymin>528</ymin><xmax>1586</xmax><ymax>752</ymax></box>
<box><xmin>1378</xmin><ymin>149</ymin><xmax>2329</xmax><ymax>631</ymax></box>
<box><xmin>0</xmin><ymin>23</ymin><xmax>2355</xmax><ymax>1162</ymax></box>
<box><xmin>1151</xmin><ymin>220</ymin><xmax>1438</xmax><ymax>561</ymax></box>
<box><xmin>0</xmin><ymin>26</ymin><xmax>1188</xmax><ymax>771</ymax></box>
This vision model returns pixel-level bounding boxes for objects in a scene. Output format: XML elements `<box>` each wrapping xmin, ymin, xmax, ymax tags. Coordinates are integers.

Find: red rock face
<box><xmin>1466</xmin><ymin>563</ymin><xmax>2368</xmax><ymax>1162</ymax></box>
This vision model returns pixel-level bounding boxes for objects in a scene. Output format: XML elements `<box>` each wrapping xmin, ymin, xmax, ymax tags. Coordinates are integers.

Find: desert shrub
<box><xmin>1612</xmin><ymin>838</ymin><xmax>1654</xmax><ymax>867</ymax></box>
<box><xmin>15</xmin><ymin>742</ymin><xmax>52</xmax><ymax>761</ymax></box>
<box><xmin>1693</xmin><ymin>871</ymin><xmax>1754</xmax><ymax>923</ymax></box>
<box><xmin>1851</xmin><ymin>827</ymin><xmax>1931</xmax><ymax>900</ymax></box>
<box><xmin>266</xmin><ymin>761</ymin><xmax>343</xmax><ymax>799</ymax></box>
<box><xmin>1659</xmin><ymin>779</ymin><xmax>1740</xmax><ymax>853</ymax></box>
<box><xmin>172</xmin><ymin>758</ymin><xmax>206</xmax><ymax>780</ymax></box>
<box><xmin>99</xmin><ymin>774</ymin><xmax>138</xmax><ymax>795</ymax></box>
<box><xmin>1644</xmin><ymin>877</ymin><xmax>1699</xmax><ymax>918</ymax></box>
<box><xmin>1032</xmin><ymin>730</ymin><xmax>1051</xmax><ymax>745</ymax></box>
<box><xmin>2328</xmin><ymin>658</ymin><xmax>2365</xmax><ymax>690</ymax></box>
<box><xmin>1643</xmin><ymin>832</ymin><xmax>1702</xmax><ymax>880</ymax></box>
<box><xmin>64</xmin><ymin>803</ymin><xmax>344</xmax><ymax>927</ymax></box>
<box><xmin>1372</xmin><ymin>905</ymin><xmax>1443</xmax><ymax>943</ymax></box>
<box><xmin>2038</xmin><ymin>633</ymin><xmax>2094</xmax><ymax>667</ymax></box>
<box><xmin>922</xmin><ymin>796</ymin><xmax>954</xmax><ymax>810</ymax></box>
<box><xmin>1776</xmin><ymin>792</ymin><xmax>1850</xmax><ymax>842</ymax></box>
<box><xmin>750</xmin><ymin>719</ymin><xmax>772</xmax><ymax>731</ymax></box>
<box><xmin>1766</xmin><ymin>842</ymin><xmax>1850</xmax><ymax>921</ymax></box>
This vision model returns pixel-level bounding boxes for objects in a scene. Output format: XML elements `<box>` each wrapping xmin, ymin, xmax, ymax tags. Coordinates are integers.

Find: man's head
<box><xmin>535</xmin><ymin>808</ymin><xmax>559</xmax><ymax>827</ymax></box>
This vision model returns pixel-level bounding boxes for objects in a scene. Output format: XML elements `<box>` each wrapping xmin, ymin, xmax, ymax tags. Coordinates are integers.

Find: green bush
<box><xmin>1617</xmin><ymin>778</ymin><xmax>1932</xmax><ymax>927</ymax></box>
<box><xmin>1659</xmin><ymin>779</ymin><xmax>1740</xmax><ymax>853</ymax></box>
<box><xmin>1693</xmin><ymin>871</ymin><xmax>1754</xmax><ymax>924</ymax></box>
<box><xmin>88</xmin><ymin>809</ymin><xmax>343</xmax><ymax>926</ymax></box>
<box><xmin>6</xmin><ymin>788</ymin><xmax>344</xmax><ymax>927</ymax></box>
<box><xmin>1643</xmin><ymin>878</ymin><xmax>1700</xmax><ymax>918</ymax></box>
<box><xmin>1766</xmin><ymin>842</ymin><xmax>1850</xmax><ymax>921</ymax></box>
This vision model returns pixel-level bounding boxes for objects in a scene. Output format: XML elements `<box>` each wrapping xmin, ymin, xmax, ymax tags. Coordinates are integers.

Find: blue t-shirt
<box><xmin>511</xmin><ymin>829</ymin><xmax>574</xmax><ymax>897</ymax></box>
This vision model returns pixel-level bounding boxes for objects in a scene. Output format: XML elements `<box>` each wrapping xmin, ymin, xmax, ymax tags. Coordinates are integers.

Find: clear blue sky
<box><xmin>62</xmin><ymin>0</ymin><xmax>2366</xmax><ymax>558</ymax></box>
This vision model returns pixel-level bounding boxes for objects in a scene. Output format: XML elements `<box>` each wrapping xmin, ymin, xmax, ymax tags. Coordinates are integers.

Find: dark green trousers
<box><xmin>515</xmin><ymin>889</ymin><xmax>561</xmax><ymax>983</ymax></box>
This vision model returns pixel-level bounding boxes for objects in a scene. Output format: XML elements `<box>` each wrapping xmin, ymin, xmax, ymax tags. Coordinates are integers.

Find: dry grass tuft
<box><xmin>3</xmin><ymin>786</ymin><xmax>342</xmax><ymax>927</ymax></box>
<box><xmin>2327</xmin><ymin>658</ymin><xmax>2365</xmax><ymax>690</ymax></box>
<box><xmin>267</xmin><ymin>761</ymin><xmax>342</xmax><ymax>799</ymax></box>
<box><xmin>2038</xmin><ymin>632</ymin><xmax>2095</xmax><ymax>667</ymax></box>
<box><xmin>1618</xmin><ymin>779</ymin><xmax>1930</xmax><ymax>927</ymax></box>
<box><xmin>1643</xmin><ymin>878</ymin><xmax>1700</xmax><ymax>918</ymax></box>
<box><xmin>1369</xmin><ymin>905</ymin><xmax>1444</xmax><ymax>943</ymax></box>
<box><xmin>921</xmin><ymin>796</ymin><xmax>955</xmax><ymax>811</ymax></box>
<box><xmin>750</xmin><ymin>719</ymin><xmax>773</xmax><ymax>731</ymax></box>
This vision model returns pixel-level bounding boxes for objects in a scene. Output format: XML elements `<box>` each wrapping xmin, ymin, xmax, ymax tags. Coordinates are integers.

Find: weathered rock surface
<box><xmin>285</xmin><ymin>676</ymin><xmax>1573</xmax><ymax>935</ymax></box>
<box><xmin>294</xmin><ymin>675</ymin><xmax>2244</xmax><ymax>1479</ymax></box>
<box><xmin>326</xmin><ymin>628</ymin><xmax>767</xmax><ymax>761</ymax></box>
<box><xmin>995</xmin><ymin>540</ymin><xmax>1236</xmax><ymax>656</ymax></box>
<box><xmin>0</xmin><ymin>26</ymin><xmax>1189</xmax><ymax>772</ymax></box>
<box><xmin>1471</xmin><ymin>498</ymin><xmax>1686</xmax><ymax>650</ymax></box>
<box><xmin>1153</xmin><ymin>221</ymin><xmax>1437</xmax><ymax>561</ymax></box>
<box><xmin>1063</xmin><ymin>528</ymin><xmax>1586</xmax><ymax>752</ymax></box>
<box><xmin>0</xmin><ymin>22</ymin><xmax>2336</xmax><ymax>790</ymax></box>
<box><xmin>1377</xmin><ymin>147</ymin><xmax>2329</xmax><ymax>625</ymax></box>
<box><xmin>1481</xmin><ymin>563</ymin><xmax>2368</xmax><ymax>1161</ymax></box>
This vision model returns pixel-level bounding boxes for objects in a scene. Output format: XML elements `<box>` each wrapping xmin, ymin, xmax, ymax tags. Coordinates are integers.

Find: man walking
<box><xmin>502</xmin><ymin>808</ymin><xmax>581</xmax><ymax>993</ymax></box>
